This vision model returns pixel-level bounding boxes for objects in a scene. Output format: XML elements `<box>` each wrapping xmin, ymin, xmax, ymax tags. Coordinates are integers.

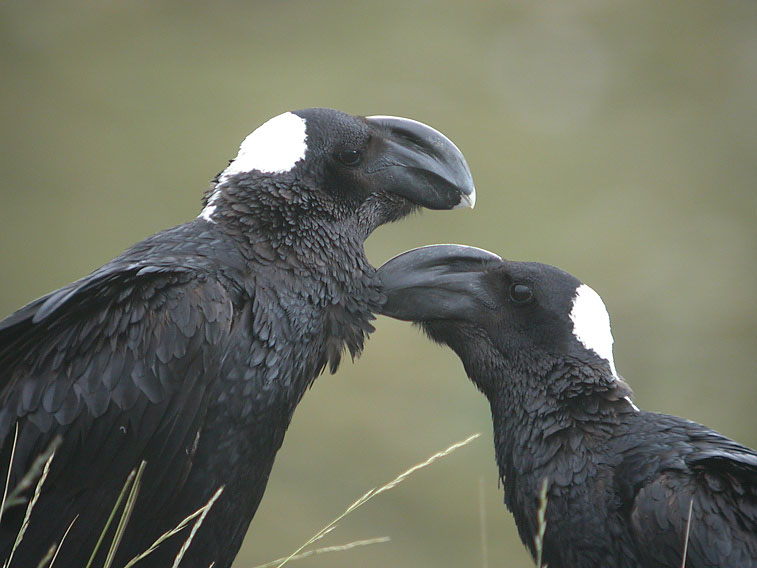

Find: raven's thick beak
<box><xmin>377</xmin><ymin>244</ymin><xmax>502</xmax><ymax>321</ymax></box>
<box><xmin>365</xmin><ymin>116</ymin><xmax>476</xmax><ymax>210</ymax></box>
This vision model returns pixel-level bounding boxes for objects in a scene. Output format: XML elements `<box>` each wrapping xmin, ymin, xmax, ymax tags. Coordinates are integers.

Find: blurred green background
<box><xmin>1</xmin><ymin>1</ymin><xmax>755</xmax><ymax>567</ymax></box>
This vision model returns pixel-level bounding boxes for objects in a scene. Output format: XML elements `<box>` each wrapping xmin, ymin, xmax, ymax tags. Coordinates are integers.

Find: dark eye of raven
<box><xmin>336</xmin><ymin>149</ymin><xmax>362</xmax><ymax>167</ymax></box>
<box><xmin>509</xmin><ymin>283</ymin><xmax>534</xmax><ymax>305</ymax></box>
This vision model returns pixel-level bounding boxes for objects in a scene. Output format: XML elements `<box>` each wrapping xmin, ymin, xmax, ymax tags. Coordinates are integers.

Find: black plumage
<box><xmin>378</xmin><ymin>244</ymin><xmax>757</xmax><ymax>568</ymax></box>
<box><xmin>0</xmin><ymin>109</ymin><xmax>475</xmax><ymax>567</ymax></box>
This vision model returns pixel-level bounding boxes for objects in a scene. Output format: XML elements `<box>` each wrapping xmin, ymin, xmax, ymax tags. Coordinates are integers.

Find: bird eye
<box><xmin>337</xmin><ymin>150</ymin><xmax>362</xmax><ymax>166</ymax></box>
<box><xmin>509</xmin><ymin>283</ymin><xmax>533</xmax><ymax>304</ymax></box>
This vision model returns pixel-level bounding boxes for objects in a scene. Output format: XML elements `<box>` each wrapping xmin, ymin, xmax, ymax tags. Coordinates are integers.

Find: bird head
<box><xmin>377</xmin><ymin>245</ymin><xmax>623</xmax><ymax>397</ymax></box>
<box><xmin>201</xmin><ymin>109</ymin><xmax>475</xmax><ymax>235</ymax></box>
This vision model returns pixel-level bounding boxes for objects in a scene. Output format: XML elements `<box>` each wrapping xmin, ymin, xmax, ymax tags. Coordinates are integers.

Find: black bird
<box><xmin>0</xmin><ymin>110</ymin><xmax>475</xmax><ymax>567</ymax></box>
<box><xmin>378</xmin><ymin>244</ymin><xmax>757</xmax><ymax>568</ymax></box>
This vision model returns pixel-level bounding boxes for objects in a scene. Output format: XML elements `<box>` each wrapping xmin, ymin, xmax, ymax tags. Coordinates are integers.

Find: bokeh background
<box><xmin>1</xmin><ymin>2</ymin><xmax>755</xmax><ymax>566</ymax></box>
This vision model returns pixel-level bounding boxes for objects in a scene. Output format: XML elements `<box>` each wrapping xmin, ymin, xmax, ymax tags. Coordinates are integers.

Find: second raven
<box><xmin>379</xmin><ymin>244</ymin><xmax>756</xmax><ymax>568</ymax></box>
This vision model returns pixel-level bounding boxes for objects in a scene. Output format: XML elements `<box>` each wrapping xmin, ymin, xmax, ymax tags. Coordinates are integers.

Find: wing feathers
<box><xmin>629</xmin><ymin>429</ymin><xmax>757</xmax><ymax>566</ymax></box>
<box><xmin>0</xmin><ymin>265</ymin><xmax>236</xmax><ymax>563</ymax></box>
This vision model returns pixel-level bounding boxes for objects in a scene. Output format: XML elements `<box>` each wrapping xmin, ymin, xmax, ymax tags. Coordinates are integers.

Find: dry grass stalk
<box><xmin>46</xmin><ymin>514</ymin><xmax>79</xmax><ymax>568</ymax></box>
<box><xmin>534</xmin><ymin>477</ymin><xmax>548</xmax><ymax>568</ymax></box>
<box><xmin>123</xmin><ymin>485</ymin><xmax>224</xmax><ymax>568</ymax></box>
<box><xmin>478</xmin><ymin>477</ymin><xmax>488</xmax><ymax>568</ymax></box>
<box><xmin>33</xmin><ymin>544</ymin><xmax>56</xmax><ymax>568</ymax></box>
<box><xmin>85</xmin><ymin>467</ymin><xmax>139</xmax><ymax>568</ymax></box>
<box><xmin>680</xmin><ymin>498</ymin><xmax>694</xmax><ymax>568</ymax></box>
<box><xmin>102</xmin><ymin>460</ymin><xmax>147</xmax><ymax>568</ymax></box>
<box><xmin>2</xmin><ymin>432</ymin><xmax>61</xmax><ymax>514</ymax></box>
<box><xmin>0</xmin><ymin>423</ymin><xmax>19</xmax><ymax>524</ymax></box>
<box><xmin>171</xmin><ymin>485</ymin><xmax>224</xmax><ymax>568</ymax></box>
<box><xmin>272</xmin><ymin>432</ymin><xmax>481</xmax><ymax>568</ymax></box>
<box><xmin>251</xmin><ymin>537</ymin><xmax>391</xmax><ymax>568</ymax></box>
<box><xmin>3</xmin><ymin>445</ymin><xmax>56</xmax><ymax>568</ymax></box>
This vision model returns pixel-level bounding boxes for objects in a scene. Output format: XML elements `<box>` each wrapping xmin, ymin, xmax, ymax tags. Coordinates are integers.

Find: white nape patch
<box><xmin>219</xmin><ymin>111</ymin><xmax>307</xmax><ymax>183</ymax></box>
<box><xmin>198</xmin><ymin>112</ymin><xmax>308</xmax><ymax>222</ymax></box>
<box><xmin>199</xmin><ymin>191</ymin><xmax>220</xmax><ymax>222</ymax></box>
<box><xmin>569</xmin><ymin>284</ymin><xmax>619</xmax><ymax>378</ymax></box>
<box><xmin>624</xmin><ymin>396</ymin><xmax>640</xmax><ymax>412</ymax></box>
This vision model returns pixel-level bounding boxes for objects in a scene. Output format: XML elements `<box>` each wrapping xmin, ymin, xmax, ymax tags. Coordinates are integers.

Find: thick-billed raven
<box><xmin>378</xmin><ymin>244</ymin><xmax>756</xmax><ymax>568</ymax></box>
<box><xmin>0</xmin><ymin>110</ymin><xmax>475</xmax><ymax>567</ymax></box>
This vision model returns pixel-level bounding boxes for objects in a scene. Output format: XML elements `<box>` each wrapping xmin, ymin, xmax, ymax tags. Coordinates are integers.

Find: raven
<box><xmin>0</xmin><ymin>110</ymin><xmax>475</xmax><ymax>567</ymax></box>
<box><xmin>378</xmin><ymin>244</ymin><xmax>756</xmax><ymax>568</ymax></box>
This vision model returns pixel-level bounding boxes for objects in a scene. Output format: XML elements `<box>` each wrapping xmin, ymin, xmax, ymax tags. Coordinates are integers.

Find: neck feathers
<box><xmin>205</xmin><ymin>176</ymin><xmax>371</xmax><ymax>278</ymax></box>
<box><xmin>490</xmin><ymin>356</ymin><xmax>634</xmax><ymax>479</ymax></box>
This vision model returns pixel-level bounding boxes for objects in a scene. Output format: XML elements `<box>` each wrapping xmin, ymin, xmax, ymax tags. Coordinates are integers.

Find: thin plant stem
<box><xmin>479</xmin><ymin>477</ymin><xmax>488</xmax><ymax>568</ymax></box>
<box><xmin>5</xmin><ymin>446</ymin><xmax>56</xmax><ymax>568</ymax></box>
<box><xmin>534</xmin><ymin>477</ymin><xmax>548</xmax><ymax>568</ymax></box>
<box><xmin>85</xmin><ymin>467</ymin><xmax>138</xmax><ymax>568</ymax></box>
<box><xmin>171</xmin><ymin>486</ymin><xmax>224</xmax><ymax>568</ymax></box>
<box><xmin>681</xmin><ymin>498</ymin><xmax>694</xmax><ymax>568</ymax></box>
<box><xmin>273</xmin><ymin>433</ymin><xmax>480</xmax><ymax>568</ymax></box>
<box><xmin>124</xmin><ymin>486</ymin><xmax>223</xmax><ymax>568</ymax></box>
<box><xmin>251</xmin><ymin>537</ymin><xmax>390</xmax><ymax>568</ymax></box>
<box><xmin>3</xmin><ymin>436</ymin><xmax>62</xmax><ymax>512</ymax></box>
<box><xmin>103</xmin><ymin>461</ymin><xmax>146</xmax><ymax>568</ymax></box>
<box><xmin>47</xmin><ymin>514</ymin><xmax>79</xmax><ymax>568</ymax></box>
<box><xmin>34</xmin><ymin>544</ymin><xmax>56</xmax><ymax>568</ymax></box>
<box><xmin>0</xmin><ymin>423</ymin><xmax>19</xmax><ymax>523</ymax></box>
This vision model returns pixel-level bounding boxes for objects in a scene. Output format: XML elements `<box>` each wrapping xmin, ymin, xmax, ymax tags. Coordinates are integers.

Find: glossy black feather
<box><xmin>0</xmin><ymin>225</ymin><xmax>237</xmax><ymax>566</ymax></box>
